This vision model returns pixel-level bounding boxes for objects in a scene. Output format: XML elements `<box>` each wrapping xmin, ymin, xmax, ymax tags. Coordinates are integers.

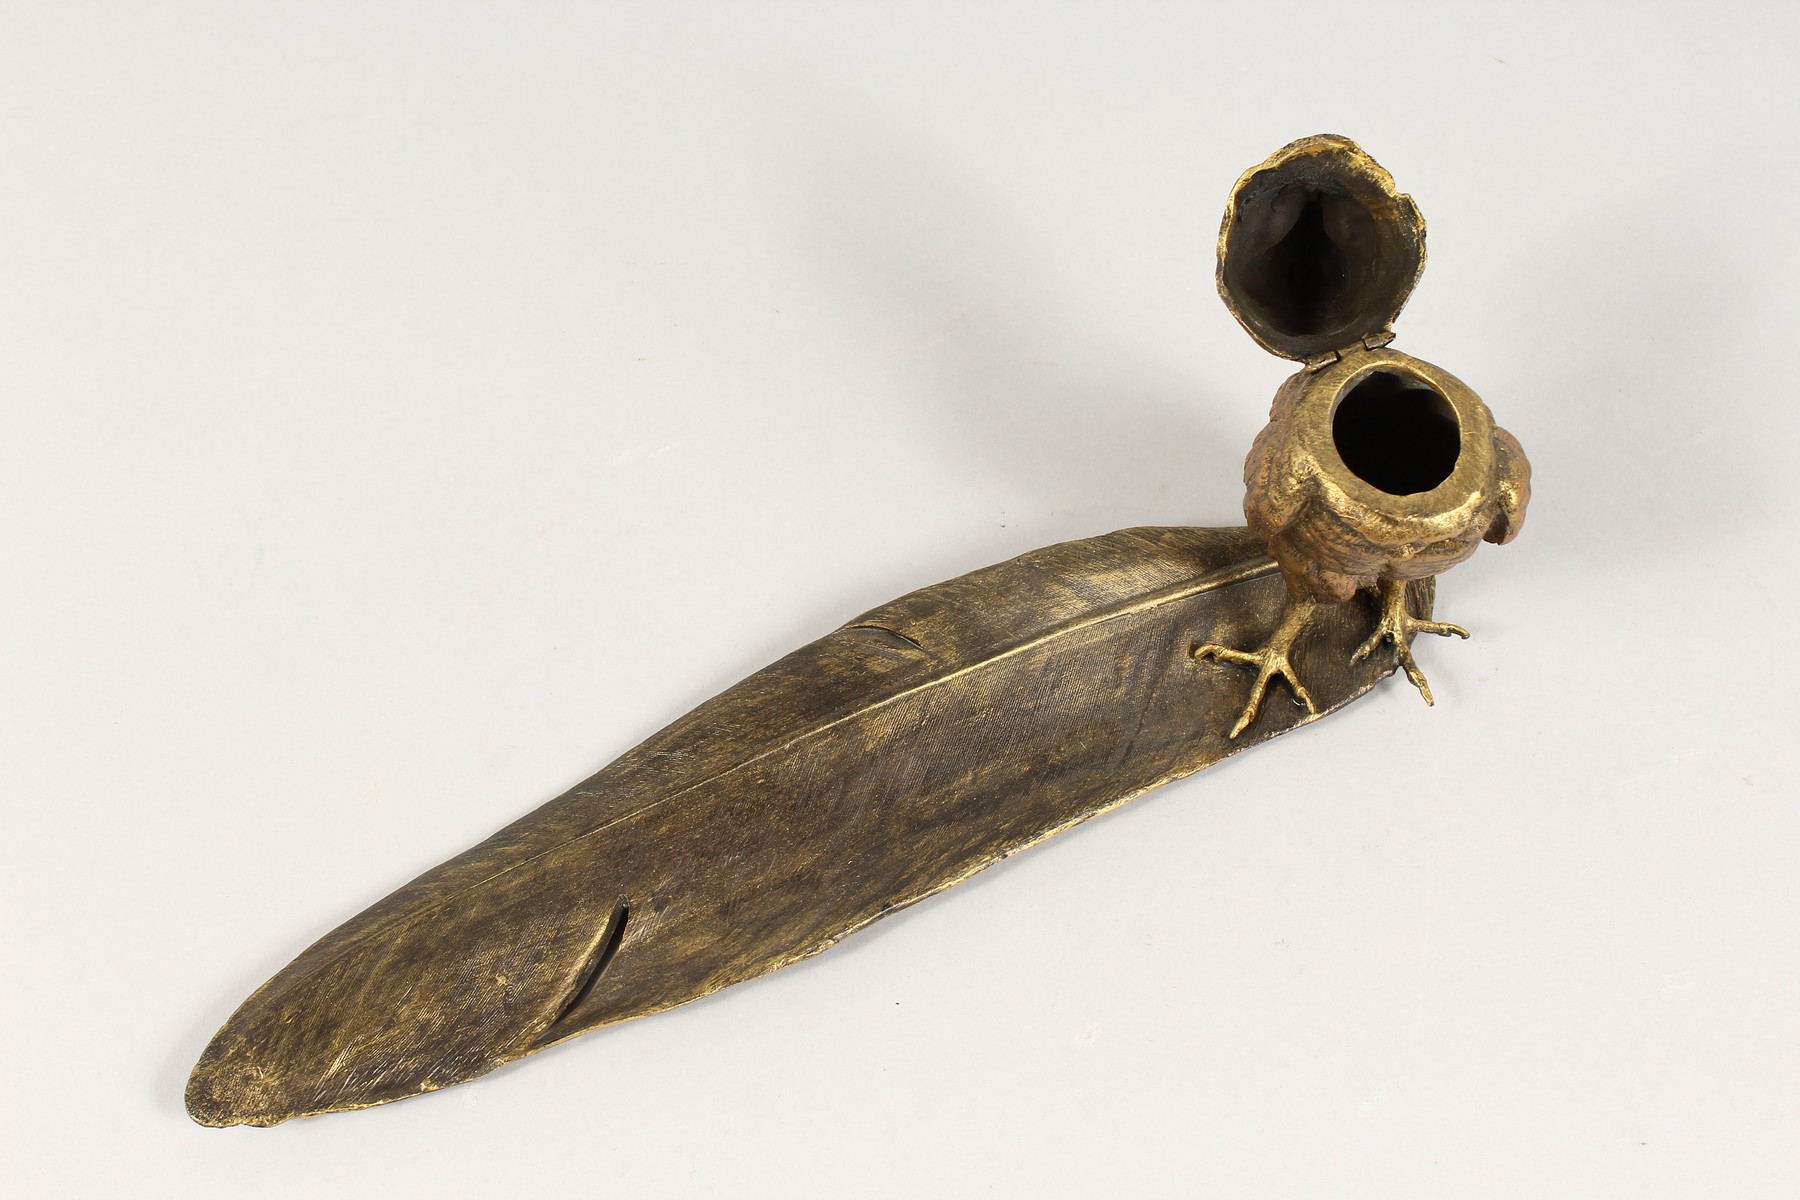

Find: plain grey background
<box><xmin>6</xmin><ymin>2</ymin><xmax>1797</xmax><ymax>1196</ymax></box>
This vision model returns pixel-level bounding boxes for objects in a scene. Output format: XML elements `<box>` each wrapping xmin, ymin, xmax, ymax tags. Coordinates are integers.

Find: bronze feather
<box><xmin>186</xmin><ymin>525</ymin><xmax>1422</xmax><ymax>1125</ymax></box>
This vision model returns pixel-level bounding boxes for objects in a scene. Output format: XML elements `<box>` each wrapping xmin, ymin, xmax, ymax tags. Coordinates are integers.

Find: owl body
<box><xmin>1242</xmin><ymin>346</ymin><xmax>1531</xmax><ymax>604</ymax></box>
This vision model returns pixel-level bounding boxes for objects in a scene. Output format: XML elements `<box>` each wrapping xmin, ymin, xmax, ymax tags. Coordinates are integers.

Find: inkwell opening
<box><xmin>1331</xmin><ymin>371</ymin><xmax>1461</xmax><ymax>495</ymax></box>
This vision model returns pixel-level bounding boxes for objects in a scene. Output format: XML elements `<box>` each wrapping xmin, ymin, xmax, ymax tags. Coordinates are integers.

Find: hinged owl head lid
<box><xmin>1217</xmin><ymin>134</ymin><xmax>1427</xmax><ymax>363</ymax></box>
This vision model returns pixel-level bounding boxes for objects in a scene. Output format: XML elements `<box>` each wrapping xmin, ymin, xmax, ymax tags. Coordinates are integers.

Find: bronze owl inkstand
<box><xmin>187</xmin><ymin>135</ymin><xmax>1529</xmax><ymax>1126</ymax></box>
<box><xmin>1197</xmin><ymin>134</ymin><xmax>1530</xmax><ymax>735</ymax></box>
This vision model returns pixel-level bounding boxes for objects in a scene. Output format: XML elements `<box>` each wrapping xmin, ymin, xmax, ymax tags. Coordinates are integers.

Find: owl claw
<box><xmin>1193</xmin><ymin>597</ymin><xmax>1322</xmax><ymax>739</ymax></box>
<box><xmin>1353</xmin><ymin>581</ymin><xmax>1469</xmax><ymax>705</ymax></box>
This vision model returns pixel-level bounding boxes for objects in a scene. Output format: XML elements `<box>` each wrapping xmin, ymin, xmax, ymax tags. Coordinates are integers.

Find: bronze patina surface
<box><xmin>187</xmin><ymin>134</ymin><xmax>1526</xmax><ymax>1126</ymax></box>
<box><xmin>188</xmin><ymin>528</ymin><xmax>1430</xmax><ymax>1125</ymax></box>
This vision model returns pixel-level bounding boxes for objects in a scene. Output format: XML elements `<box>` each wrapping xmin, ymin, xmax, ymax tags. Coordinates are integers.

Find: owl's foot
<box><xmin>1193</xmin><ymin>597</ymin><xmax>1322</xmax><ymax>739</ymax></box>
<box><xmin>1351</xmin><ymin>580</ymin><xmax>1469</xmax><ymax>705</ymax></box>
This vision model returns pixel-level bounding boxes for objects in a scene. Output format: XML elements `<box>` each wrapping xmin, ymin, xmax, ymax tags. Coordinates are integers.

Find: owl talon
<box><xmin>1193</xmin><ymin>597</ymin><xmax>1322</xmax><ymax>739</ymax></box>
<box><xmin>1353</xmin><ymin>581</ymin><xmax>1470</xmax><ymax>705</ymax></box>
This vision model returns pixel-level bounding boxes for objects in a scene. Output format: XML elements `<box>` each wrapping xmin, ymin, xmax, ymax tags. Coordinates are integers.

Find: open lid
<box><xmin>1217</xmin><ymin>135</ymin><xmax>1426</xmax><ymax>363</ymax></box>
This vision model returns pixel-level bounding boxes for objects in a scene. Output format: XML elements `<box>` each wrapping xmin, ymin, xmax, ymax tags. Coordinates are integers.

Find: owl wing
<box><xmin>1243</xmin><ymin>419</ymin><xmax>1313</xmax><ymax>540</ymax></box>
<box><xmin>1483</xmin><ymin>425</ymin><xmax>1531</xmax><ymax>545</ymax></box>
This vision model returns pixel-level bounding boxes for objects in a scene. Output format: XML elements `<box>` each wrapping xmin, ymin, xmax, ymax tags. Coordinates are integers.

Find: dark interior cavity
<box><xmin>1236</xmin><ymin>186</ymin><xmax>1379</xmax><ymax>339</ymax></box>
<box><xmin>1331</xmin><ymin>372</ymin><xmax>1461</xmax><ymax>495</ymax></box>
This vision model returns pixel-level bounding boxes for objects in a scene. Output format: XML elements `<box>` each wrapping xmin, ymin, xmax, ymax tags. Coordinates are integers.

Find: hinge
<box><xmin>1303</xmin><ymin>329</ymin><xmax>1396</xmax><ymax>372</ymax></box>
